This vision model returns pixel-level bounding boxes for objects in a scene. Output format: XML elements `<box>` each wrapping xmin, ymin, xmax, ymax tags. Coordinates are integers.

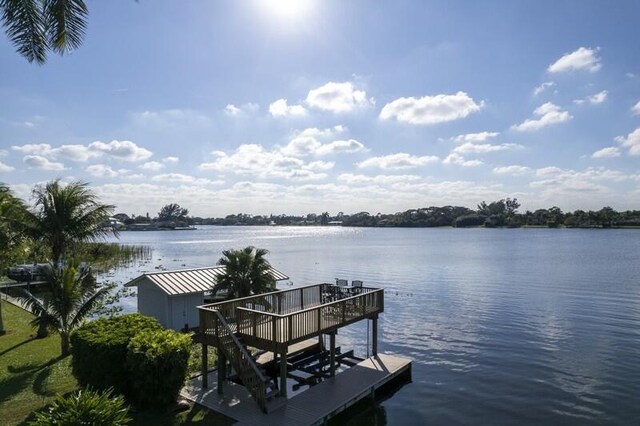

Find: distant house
<box><xmin>124</xmin><ymin>266</ymin><xmax>289</xmax><ymax>330</ymax></box>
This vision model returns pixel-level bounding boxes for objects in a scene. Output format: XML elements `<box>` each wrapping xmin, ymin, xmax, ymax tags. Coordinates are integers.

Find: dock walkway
<box><xmin>181</xmin><ymin>353</ymin><xmax>411</xmax><ymax>426</ymax></box>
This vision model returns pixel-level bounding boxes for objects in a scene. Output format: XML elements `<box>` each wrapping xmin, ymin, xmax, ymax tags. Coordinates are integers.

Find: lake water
<box><xmin>108</xmin><ymin>226</ymin><xmax>640</xmax><ymax>425</ymax></box>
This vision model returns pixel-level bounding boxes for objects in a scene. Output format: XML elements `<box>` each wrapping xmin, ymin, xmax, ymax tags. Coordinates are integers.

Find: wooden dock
<box><xmin>181</xmin><ymin>353</ymin><xmax>411</xmax><ymax>426</ymax></box>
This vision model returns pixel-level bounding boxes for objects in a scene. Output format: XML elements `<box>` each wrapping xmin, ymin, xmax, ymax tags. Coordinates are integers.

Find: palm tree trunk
<box><xmin>37</xmin><ymin>321</ymin><xmax>49</xmax><ymax>338</ymax></box>
<box><xmin>61</xmin><ymin>332</ymin><xmax>70</xmax><ymax>356</ymax></box>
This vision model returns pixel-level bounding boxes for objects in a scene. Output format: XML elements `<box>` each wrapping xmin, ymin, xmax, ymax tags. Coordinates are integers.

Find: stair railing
<box><xmin>212</xmin><ymin>309</ymin><xmax>272</xmax><ymax>411</ymax></box>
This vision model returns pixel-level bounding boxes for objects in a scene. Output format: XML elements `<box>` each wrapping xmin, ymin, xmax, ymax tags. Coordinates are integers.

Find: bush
<box><xmin>453</xmin><ymin>214</ymin><xmax>485</xmax><ymax>228</ymax></box>
<box><xmin>70</xmin><ymin>314</ymin><xmax>162</xmax><ymax>395</ymax></box>
<box><xmin>29</xmin><ymin>388</ymin><xmax>131</xmax><ymax>426</ymax></box>
<box><xmin>126</xmin><ymin>329</ymin><xmax>192</xmax><ymax>407</ymax></box>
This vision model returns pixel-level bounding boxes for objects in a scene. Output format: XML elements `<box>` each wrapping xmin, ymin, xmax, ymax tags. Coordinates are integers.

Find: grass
<box><xmin>0</xmin><ymin>300</ymin><xmax>234</xmax><ymax>426</ymax></box>
<box><xmin>0</xmin><ymin>300</ymin><xmax>76</xmax><ymax>426</ymax></box>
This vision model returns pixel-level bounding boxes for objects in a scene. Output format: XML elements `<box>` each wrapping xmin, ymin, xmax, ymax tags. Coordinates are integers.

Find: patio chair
<box><xmin>351</xmin><ymin>280</ymin><xmax>363</xmax><ymax>287</ymax></box>
<box><xmin>336</xmin><ymin>279</ymin><xmax>348</xmax><ymax>286</ymax></box>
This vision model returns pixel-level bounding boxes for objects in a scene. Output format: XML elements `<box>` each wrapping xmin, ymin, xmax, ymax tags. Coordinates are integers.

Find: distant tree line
<box><xmin>147</xmin><ymin>199</ymin><xmax>640</xmax><ymax>229</ymax></box>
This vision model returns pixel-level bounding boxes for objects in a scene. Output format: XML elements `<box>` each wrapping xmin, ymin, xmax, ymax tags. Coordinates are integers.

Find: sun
<box><xmin>259</xmin><ymin>0</ymin><xmax>314</xmax><ymax>22</ymax></box>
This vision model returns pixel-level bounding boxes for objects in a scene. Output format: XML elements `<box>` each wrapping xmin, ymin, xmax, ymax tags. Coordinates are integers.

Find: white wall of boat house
<box><xmin>135</xmin><ymin>279</ymin><xmax>203</xmax><ymax>330</ymax></box>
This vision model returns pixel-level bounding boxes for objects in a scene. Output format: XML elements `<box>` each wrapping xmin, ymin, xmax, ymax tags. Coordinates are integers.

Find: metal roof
<box><xmin>124</xmin><ymin>265</ymin><xmax>289</xmax><ymax>296</ymax></box>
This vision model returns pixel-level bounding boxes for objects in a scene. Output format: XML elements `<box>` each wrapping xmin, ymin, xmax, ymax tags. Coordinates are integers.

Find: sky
<box><xmin>1</xmin><ymin>0</ymin><xmax>640</xmax><ymax>217</ymax></box>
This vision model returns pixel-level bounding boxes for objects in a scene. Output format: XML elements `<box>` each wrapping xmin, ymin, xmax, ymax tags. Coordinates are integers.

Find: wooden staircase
<box><xmin>213</xmin><ymin>310</ymin><xmax>281</xmax><ymax>412</ymax></box>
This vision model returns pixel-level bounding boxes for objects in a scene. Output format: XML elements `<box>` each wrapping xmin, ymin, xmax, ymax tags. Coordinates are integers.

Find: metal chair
<box><xmin>336</xmin><ymin>278</ymin><xmax>348</xmax><ymax>286</ymax></box>
<box><xmin>351</xmin><ymin>280</ymin><xmax>363</xmax><ymax>288</ymax></box>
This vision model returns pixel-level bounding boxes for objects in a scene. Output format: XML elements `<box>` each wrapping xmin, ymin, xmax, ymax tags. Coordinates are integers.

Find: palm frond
<box><xmin>0</xmin><ymin>0</ymin><xmax>47</xmax><ymax>64</ymax></box>
<box><xmin>68</xmin><ymin>284</ymin><xmax>109</xmax><ymax>329</ymax></box>
<box><xmin>43</xmin><ymin>0</ymin><xmax>87</xmax><ymax>54</ymax></box>
<box><xmin>14</xmin><ymin>287</ymin><xmax>48</xmax><ymax>317</ymax></box>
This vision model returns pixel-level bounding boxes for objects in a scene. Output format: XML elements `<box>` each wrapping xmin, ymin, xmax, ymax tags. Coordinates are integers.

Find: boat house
<box><xmin>187</xmin><ymin>282</ymin><xmax>412</xmax><ymax>423</ymax></box>
<box><xmin>124</xmin><ymin>266</ymin><xmax>289</xmax><ymax>330</ymax></box>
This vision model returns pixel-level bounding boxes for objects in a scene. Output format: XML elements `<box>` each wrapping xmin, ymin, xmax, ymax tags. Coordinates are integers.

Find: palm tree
<box><xmin>18</xmin><ymin>179</ymin><xmax>114</xmax><ymax>338</ymax></box>
<box><xmin>1</xmin><ymin>0</ymin><xmax>88</xmax><ymax>64</ymax></box>
<box><xmin>0</xmin><ymin>184</ymin><xmax>28</xmax><ymax>336</ymax></box>
<box><xmin>22</xmin><ymin>179</ymin><xmax>116</xmax><ymax>267</ymax></box>
<box><xmin>0</xmin><ymin>183</ymin><xmax>27</xmax><ymax>269</ymax></box>
<box><xmin>213</xmin><ymin>247</ymin><xmax>276</xmax><ymax>299</ymax></box>
<box><xmin>16</xmin><ymin>264</ymin><xmax>110</xmax><ymax>355</ymax></box>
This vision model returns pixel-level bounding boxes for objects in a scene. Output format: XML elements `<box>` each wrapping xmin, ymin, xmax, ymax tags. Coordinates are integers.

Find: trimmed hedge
<box><xmin>29</xmin><ymin>388</ymin><xmax>131</xmax><ymax>426</ymax></box>
<box><xmin>126</xmin><ymin>329</ymin><xmax>192</xmax><ymax>407</ymax></box>
<box><xmin>70</xmin><ymin>314</ymin><xmax>163</xmax><ymax>395</ymax></box>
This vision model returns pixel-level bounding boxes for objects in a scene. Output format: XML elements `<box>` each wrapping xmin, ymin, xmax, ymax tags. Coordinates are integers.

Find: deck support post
<box><xmin>217</xmin><ymin>353</ymin><xmax>226</xmax><ymax>394</ymax></box>
<box><xmin>372</xmin><ymin>315</ymin><xmax>378</xmax><ymax>356</ymax></box>
<box><xmin>201</xmin><ymin>342</ymin><xmax>208</xmax><ymax>388</ymax></box>
<box><xmin>329</xmin><ymin>332</ymin><xmax>336</xmax><ymax>377</ymax></box>
<box><xmin>280</xmin><ymin>346</ymin><xmax>288</xmax><ymax>397</ymax></box>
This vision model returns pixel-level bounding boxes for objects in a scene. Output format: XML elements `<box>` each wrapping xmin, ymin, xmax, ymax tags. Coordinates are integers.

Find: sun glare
<box><xmin>259</xmin><ymin>0</ymin><xmax>314</xmax><ymax>22</ymax></box>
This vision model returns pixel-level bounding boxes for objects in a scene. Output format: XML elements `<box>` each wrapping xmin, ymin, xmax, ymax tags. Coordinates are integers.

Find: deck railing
<box><xmin>199</xmin><ymin>283</ymin><xmax>384</xmax><ymax>352</ymax></box>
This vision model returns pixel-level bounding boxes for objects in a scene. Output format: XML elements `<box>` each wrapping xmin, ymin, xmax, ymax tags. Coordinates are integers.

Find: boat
<box><xmin>6</xmin><ymin>263</ymin><xmax>51</xmax><ymax>282</ymax></box>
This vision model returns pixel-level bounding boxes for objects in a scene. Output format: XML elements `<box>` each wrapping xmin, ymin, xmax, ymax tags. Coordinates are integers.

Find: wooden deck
<box><xmin>181</xmin><ymin>353</ymin><xmax>411</xmax><ymax>426</ymax></box>
<box><xmin>253</xmin><ymin>339</ymin><xmax>320</xmax><ymax>366</ymax></box>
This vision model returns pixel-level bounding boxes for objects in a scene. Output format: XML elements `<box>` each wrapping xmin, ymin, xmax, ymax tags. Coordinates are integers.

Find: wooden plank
<box><xmin>181</xmin><ymin>354</ymin><xmax>411</xmax><ymax>426</ymax></box>
<box><xmin>254</xmin><ymin>339</ymin><xmax>319</xmax><ymax>366</ymax></box>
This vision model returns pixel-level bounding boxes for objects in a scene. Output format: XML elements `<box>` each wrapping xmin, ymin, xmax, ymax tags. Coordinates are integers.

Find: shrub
<box><xmin>453</xmin><ymin>214</ymin><xmax>485</xmax><ymax>228</ymax></box>
<box><xmin>29</xmin><ymin>388</ymin><xmax>131</xmax><ymax>426</ymax></box>
<box><xmin>70</xmin><ymin>314</ymin><xmax>162</xmax><ymax>395</ymax></box>
<box><xmin>126</xmin><ymin>329</ymin><xmax>192</xmax><ymax>407</ymax></box>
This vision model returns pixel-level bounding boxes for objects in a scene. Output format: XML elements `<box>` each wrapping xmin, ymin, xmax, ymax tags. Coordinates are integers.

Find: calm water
<box><xmin>108</xmin><ymin>226</ymin><xmax>640</xmax><ymax>425</ymax></box>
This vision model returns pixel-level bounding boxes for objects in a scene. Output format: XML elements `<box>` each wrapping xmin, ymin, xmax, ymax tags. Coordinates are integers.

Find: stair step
<box><xmin>265</xmin><ymin>388</ymin><xmax>280</xmax><ymax>401</ymax></box>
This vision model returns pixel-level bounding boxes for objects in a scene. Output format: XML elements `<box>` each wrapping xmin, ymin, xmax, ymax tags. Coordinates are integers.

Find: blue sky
<box><xmin>1</xmin><ymin>0</ymin><xmax>640</xmax><ymax>216</ymax></box>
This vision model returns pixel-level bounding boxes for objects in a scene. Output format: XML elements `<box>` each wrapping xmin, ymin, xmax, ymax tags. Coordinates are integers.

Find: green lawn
<box><xmin>0</xmin><ymin>300</ymin><xmax>76</xmax><ymax>426</ymax></box>
<box><xmin>0</xmin><ymin>300</ymin><xmax>234</xmax><ymax>425</ymax></box>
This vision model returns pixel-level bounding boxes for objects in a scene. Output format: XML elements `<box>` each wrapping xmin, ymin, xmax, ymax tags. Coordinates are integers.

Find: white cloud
<box><xmin>492</xmin><ymin>165</ymin><xmax>532</xmax><ymax>176</ymax></box>
<box><xmin>198</xmin><ymin>144</ymin><xmax>329</xmax><ymax>181</ymax></box>
<box><xmin>530</xmin><ymin>166</ymin><xmax>640</xmax><ymax>205</ymax></box>
<box><xmin>443</xmin><ymin>153</ymin><xmax>483</xmax><ymax>167</ymax></box>
<box><xmin>615</xmin><ymin>127</ymin><xmax>640</xmax><ymax>155</ymax></box>
<box><xmin>0</xmin><ymin>161</ymin><xmax>15</xmax><ymax>172</ymax></box>
<box><xmin>305</xmin><ymin>160</ymin><xmax>334</xmax><ymax>171</ymax></box>
<box><xmin>0</xmin><ymin>149</ymin><xmax>6</xmax><ymax>157</ymax></box>
<box><xmin>379</xmin><ymin>91</ymin><xmax>483</xmax><ymax>125</ymax></box>
<box><xmin>306</xmin><ymin>82</ymin><xmax>373</xmax><ymax>113</ymax></box>
<box><xmin>452</xmin><ymin>131</ymin><xmax>499</xmax><ymax>143</ymax></box>
<box><xmin>316</xmin><ymin>139</ymin><xmax>366</xmax><ymax>156</ymax></box>
<box><xmin>151</xmin><ymin>173</ymin><xmax>222</xmax><ymax>186</ymax></box>
<box><xmin>269</xmin><ymin>99</ymin><xmax>308</xmax><ymax>117</ymax></box>
<box><xmin>357</xmin><ymin>153</ymin><xmax>439</xmax><ymax>170</ymax></box>
<box><xmin>88</xmin><ymin>140</ymin><xmax>152</xmax><ymax>162</ymax></box>
<box><xmin>12</xmin><ymin>143</ymin><xmax>100</xmax><ymax>161</ymax></box>
<box><xmin>224</xmin><ymin>103</ymin><xmax>259</xmax><ymax>116</ymax></box>
<box><xmin>12</xmin><ymin>141</ymin><xmax>152</xmax><ymax>163</ymax></box>
<box><xmin>12</xmin><ymin>143</ymin><xmax>54</xmax><ymax>155</ymax></box>
<box><xmin>224</xmin><ymin>104</ymin><xmax>241</xmax><ymax>116</ymax></box>
<box><xmin>533</xmin><ymin>81</ymin><xmax>555</xmax><ymax>96</ymax></box>
<box><xmin>511</xmin><ymin>102</ymin><xmax>572</xmax><ymax>132</ymax></box>
<box><xmin>631</xmin><ymin>100</ymin><xmax>640</xmax><ymax>115</ymax></box>
<box><xmin>55</xmin><ymin>145</ymin><xmax>102</xmax><ymax>161</ymax></box>
<box><xmin>23</xmin><ymin>155</ymin><xmax>66</xmax><ymax>170</ymax></box>
<box><xmin>574</xmin><ymin>90</ymin><xmax>608</xmax><ymax>105</ymax></box>
<box><xmin>591</xmin><ymin>147</ymin><xmax>621</xmax><ymax>158</ymax></box>
<box><xmin>140</xmin><ymin>161</ymin><xmax>165</xmax><ymax>171</ymax></box>
<box><xmin>85</xmin><ymin>164</ymin><xmax>123</xmax><ymax>178</ymax></box>
<box><xmin>452</xmin><ymin>142</ymin><xmax>521</xmax><ymax>155</ymax></box>
<box><xmin>338</xmin><ymin>173</ymin><xmax>422</xmax><ymax>186</ymax></box>
<box><xmin>547</xmin><ymin>47</ymin><xmax>602</xmax><ymax>73</ymax></box>
<box><xmin>279</xmin><ymin>126</ymin><xmax>364</xmax><ymax>157</ymax></box>
<box><xmin>162</xmin><ymin>156</ymin><xmax>179</xmax><ymax>163</ymax></box>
